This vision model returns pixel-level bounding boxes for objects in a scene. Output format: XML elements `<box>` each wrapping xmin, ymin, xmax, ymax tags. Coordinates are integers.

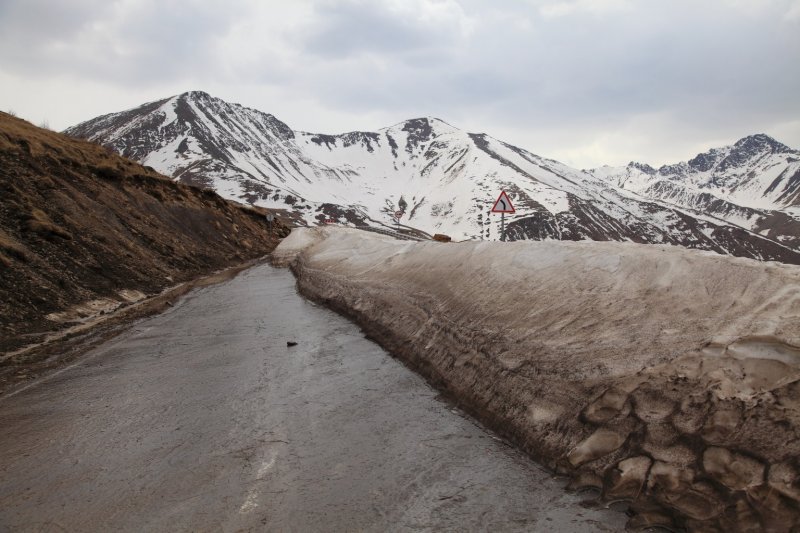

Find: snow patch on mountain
<box><xmin>64</xmin><ymin>91</ymin><xmax>800</xmax><ymax>264</ymax></box>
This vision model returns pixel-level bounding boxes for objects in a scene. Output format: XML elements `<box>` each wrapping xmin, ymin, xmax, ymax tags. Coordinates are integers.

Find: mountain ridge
<box><xmin>65</xmin><ymin>91</ymin><xmax>800</xmax><ymax>264</ymax></box>
<box><xmin>589</xmin><ymin>132</ymin><xmax>800</xmax><ymax>250</ymax></box>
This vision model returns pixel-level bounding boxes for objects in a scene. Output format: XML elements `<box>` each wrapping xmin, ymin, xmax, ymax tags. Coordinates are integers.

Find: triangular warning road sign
<box><xmin>491</xmin><ymin>191</ymin><xmax>515</xmax><ymax>213</ymax></box>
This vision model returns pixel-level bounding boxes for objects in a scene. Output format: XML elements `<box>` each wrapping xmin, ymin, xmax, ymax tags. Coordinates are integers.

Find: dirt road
<box><xmin>0</xmin><ymin>264</ymin><xmax>625</xmax><ymax>532</ymax></box>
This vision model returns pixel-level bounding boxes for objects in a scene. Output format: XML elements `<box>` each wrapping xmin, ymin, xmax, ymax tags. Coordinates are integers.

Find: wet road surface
<box><xmin>0</xmin><ymin>265</ymin><xmax>625</xmax><ymax>532</ymax></box>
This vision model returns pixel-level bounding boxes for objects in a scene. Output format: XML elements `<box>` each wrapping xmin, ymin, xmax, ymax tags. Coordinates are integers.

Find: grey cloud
<box><xmin>0</xmin><ymin>0</ymin><xmax>244</xmax><ymax>84</ymax></box>
<box><xmin>299</xmin><ymin>0</ymin><xmax>467</xmax><ymax>61</ymax></box>
<box><xmin>0</xmin><ymin>0</ymin><xmax>108</xmax><ymax>43</ymax></box>
<box><xmin>278</xmin><ymin>0</ymin><xmax>799</xmax><ymax>163</ymax></box>
<box><xmin>1</xmin><ymin>0</ymin><xmax>798</xmax><ymax>166</ymax></box>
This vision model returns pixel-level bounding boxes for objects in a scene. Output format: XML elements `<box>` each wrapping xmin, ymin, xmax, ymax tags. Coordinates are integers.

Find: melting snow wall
<box><xmin>275</xmin><ymin>227</ymin><xmax>800</xmax><ymax>531</ymax></box>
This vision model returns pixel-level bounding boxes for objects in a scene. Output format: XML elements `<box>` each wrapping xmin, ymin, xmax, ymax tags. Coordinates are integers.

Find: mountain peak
<box><xmin>627</xmin><ymin>161</ymin><xmax>657</xmax><ymax>175</ymax></box>
<box><xmin>711</xmin><ymin>133</ymin><xmax>795</xmax><ymax>173</ymax></box>
<box><xmin>403</xmin><ymin>116</ymin><xmax>450</xmax><ymax>125</ymax></box>
<box><xmin>180</xmin><ymin>90</ymin><xmax>212</xmax><ymax>100</ymax></box>
<box><xmin>389</xmin><ymin>116</ymin><xmax>459</xmax><ymax>134</ymax></box>
<box><xmin>687</xmin><ymin>147</ymin><xmax>726</xmax><ymax>172</ymax></box>
<box><xmin>388</xmin><ymin>117</ymin><xmax>460</xmax><ymax>150</ymax></box>
<box><xmin>63</xmin><ymin>91</ymin><xmax>800</xmax><ymax>263</ymax></box>
<box><xmin>733</xmin><ymin>133</ymin><xmax>793</xmax><ymax>155</ymax></box>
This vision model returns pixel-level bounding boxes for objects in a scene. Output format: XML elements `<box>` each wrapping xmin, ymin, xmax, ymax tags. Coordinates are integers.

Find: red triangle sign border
<box><xmin>491</xmin><ymin>190</ymin><xmax>515</xmax><ymax>213</ymax></box>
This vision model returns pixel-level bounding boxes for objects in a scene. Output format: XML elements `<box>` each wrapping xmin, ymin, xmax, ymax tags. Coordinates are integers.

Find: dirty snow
<box><xmin>279</xmin><ymin>227</ymin><xmax>800</xmax><ymax>375</ymax></box>
<box><xmin>276</xmin><ymin>227</ymin><xmax>800</xmax><ymax>530</ymax></box>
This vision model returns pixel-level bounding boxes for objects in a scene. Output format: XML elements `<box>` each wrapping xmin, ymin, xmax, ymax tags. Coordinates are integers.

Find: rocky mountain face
<box><xmin>66</xmin><ymin>91</ymin><xmax>800</xmax><ymax>264</ymax></box>
<box><xmin>590</xmin><ymin>134</ymin><xmax>800</xmax><ymax>249</ymax></box>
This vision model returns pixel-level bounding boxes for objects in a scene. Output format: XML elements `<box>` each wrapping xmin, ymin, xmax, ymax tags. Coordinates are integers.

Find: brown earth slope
<box><xmin>0</xmin><ymin>112</ymin><xmax>289</xmax><ymax>358</ymax></box>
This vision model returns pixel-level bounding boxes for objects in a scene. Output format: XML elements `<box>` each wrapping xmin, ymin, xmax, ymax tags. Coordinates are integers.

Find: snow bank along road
<box><xmin>0</xmin><ymin>264</ymin><xmax>626</xmax><ymax>532</ymax></box>
<box><xmin>275</xmin><ymin>226</ymin><xmax>800</xmax><ymax>532</ymax></box>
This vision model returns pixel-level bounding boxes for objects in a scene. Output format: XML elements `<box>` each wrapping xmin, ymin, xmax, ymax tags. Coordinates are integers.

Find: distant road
<box><xmin>352</xmin><ymin>222</ymin><xmax>433</xmax><ymax>241</ymax></box>
<box><xmin>0</xmin><ymin>265</ymin><xmax>624</xmax><ymax>532</ymax></box>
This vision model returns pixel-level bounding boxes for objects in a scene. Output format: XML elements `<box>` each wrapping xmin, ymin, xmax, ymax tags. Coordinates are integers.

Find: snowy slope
<box><xmin>590</xmin><ymin>135</ymin><xmax>800</xmax><ymax>248</ymax></box>
<box><xmin>65</xmin><ymin>91</ymin><xmax>800</xmax><ymax>265</ymax></box>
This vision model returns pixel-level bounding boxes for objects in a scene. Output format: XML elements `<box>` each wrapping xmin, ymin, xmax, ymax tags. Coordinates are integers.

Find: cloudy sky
<box><xmin>1</xmin><ymin>0</ymin><xmax>799</xmax><ymax>168</ymax></box>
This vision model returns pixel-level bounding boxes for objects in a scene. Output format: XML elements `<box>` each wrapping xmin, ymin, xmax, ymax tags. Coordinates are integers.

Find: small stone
<box><xmin>582</xmin><ymin>387</ymin><xmax>629</xmax><ymax>424</ymax></box>
<box><xmin>631</xmin><ymin>388</ymin><xmax>675</xmax><ymax>422</ymax></box>
<box><xmin>768</xmin><ymin>462</ymin><xmax>800</xmax><ymax>502</ymax></box>
<box><xmin>747</xmin><ymin>484</ymin><xmax>797</xmax><ymax>531</ymax></box>
<box><xmin>566</xmin><ymin>471</ymin><xmax>603</xmax><ymax>491</ymax></box>
<box><xmin>718</xmin><ymin>498</ymin><xmax>760</xmax><ymax>533</ymax></box>
<box><xmin>666</xmin><ymin>481</ymin><xmax>724</xmax><ymax>521</ymax></box>
<box><xmin>703</xmin><ymin>447</ymin><xmax>765</xmax><ymax>490</ymax></box>
<box><xmin>606</xmin><ymin>455</ymin><xmax>652</xmax><ymax>500</ymax></box>
<box><xmin>625</xmin><ymin>508</ymin><xmax>675</xmax><ymax>531</ymax></box>
<box><xmin>567</xmin><ymin>428</ymin><xmax>627</xmax><ymax>467</ymax></box>
<box><xmin>648</xmin><ymin>460</ymin><xmax>693</xmax><ymax>493</ymax></box>
<box><xmin>286</xmin><ymin>341</ymin><xmax>298</xmax><ymax>347</ymax></box>
<box><xmin>702</xmin><ymin>405</ymin><xmax>742</xmax><ymax>443</ymax></box>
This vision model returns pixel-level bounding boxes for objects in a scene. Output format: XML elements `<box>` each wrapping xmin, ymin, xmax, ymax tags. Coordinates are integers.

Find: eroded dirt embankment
<box><xmin>0</xmin><ymin>112</ymin><xmax>289</xmax><ymax>386</ymax></box>
<box><xmin>275</xmin><ymin>227</ymin><xmax>800</xmax><ymax>532</ymax></box>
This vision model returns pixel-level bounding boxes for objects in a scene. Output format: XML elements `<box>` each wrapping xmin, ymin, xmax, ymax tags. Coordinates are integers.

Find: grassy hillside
<box><xmin>0</xmin><ymin>112</ymin><xmax>289</xmax><ymax>354</ymax></box>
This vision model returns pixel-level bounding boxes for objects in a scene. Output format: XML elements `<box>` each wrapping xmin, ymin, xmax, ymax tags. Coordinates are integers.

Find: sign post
<box><xmin>393</xmin><ymin>210</ymin><xmax>404</xmax><ymax>225</ymax></box>
<box><xmin>490</xmin><ymin>190</ymin><xmax>515</xmax><ymax>242</ymax></box>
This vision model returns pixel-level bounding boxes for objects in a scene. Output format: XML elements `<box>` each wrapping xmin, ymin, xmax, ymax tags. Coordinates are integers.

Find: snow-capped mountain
<box><xmin>590</xmin><ymin>134</ymin><xmax>800</xmax><ymax>249</ymax></box>
<box><xmin>65</xmin><ymin>91</ymin><xmax>800</xmax><ymax>264</ymax></box>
